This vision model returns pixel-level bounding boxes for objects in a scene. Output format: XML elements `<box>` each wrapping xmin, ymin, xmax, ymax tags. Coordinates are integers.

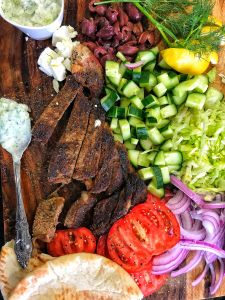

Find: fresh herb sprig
<box><xmin>95</xmin><ymin>0</ymin><xmax>225</xmax><ymax>54</ymax></box>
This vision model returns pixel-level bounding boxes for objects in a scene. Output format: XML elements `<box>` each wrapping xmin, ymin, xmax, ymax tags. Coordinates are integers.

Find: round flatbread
<box><xmin>0</xmin><ymin>240</ymin><xmax>54</xmax><ymax>300</ymax></box>
<box><xmin>9</xmin><ymin>253</ymin><xmax>143</xmax><ymax>300</ymax></box>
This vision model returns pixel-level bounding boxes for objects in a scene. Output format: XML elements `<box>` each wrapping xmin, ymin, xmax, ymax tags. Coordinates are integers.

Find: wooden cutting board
<box><xmin>0</xmin><ymin>1</ymin><xmax>225</xmax><ymax>299</ymax></box>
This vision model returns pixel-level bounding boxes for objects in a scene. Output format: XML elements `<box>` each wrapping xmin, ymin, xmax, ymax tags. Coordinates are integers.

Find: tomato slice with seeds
<box><xmin>129</xmin><ymin>201</ymin><xmax>180</xmax><ymax>252</ymax></box>
<box><xmin>131</xmin><ymin>269</ymin><xmax>168</xmax><ymax>297</ymax></box>
<box><xmin>107</xmin><ymin>218</ymin><xmax>152</xmax><ymax>273</ymax></box>
<box><xmin>47</xmin><ymin>228</ymin><xmax>96</xmax><ymax>257</ymax></box>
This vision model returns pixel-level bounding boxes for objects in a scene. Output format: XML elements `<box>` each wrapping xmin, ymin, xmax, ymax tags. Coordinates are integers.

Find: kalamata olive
<box><xmin>89</xmin><ymin>0</ymin><xmax>106</xmax><ymax>16</ymax></box>
<box><xmin>83</xmin><ymin>41</ymin><xmax>98</xmax><ymax>52</ymax></box>
<box><xmin>112</xmin><ymin>37</ymin><xmax>120</xmax><ymax>48</ymax></box>
<box><xmin>81</xmin><ymin>18</ymin><xmax>97</xmax><ymax>37</ymax></box>
<box><xmin>121</xmin><ymin>27</ymin><xmax>132</xmax><ymax>43</ymax></box>
<box><xmin>96</xmin><ymin>39</ymin><xmax>112</xmax><ymax>48</ymax></box>
<box><xmin>106</xmin><ymin>8</ymin><xmax>119</xmax><ymax>24</ymax></box>
<box><xmin>133</xmin><ymin>22</ymin><xmax>143</xmax><ymax>36</ymax></box>
<box><xmin>97</xmin><ymin>24</ymin><xmax>115</xmax><ymax>40</ymax></box>
<box><xmin>94</xmin><ymin>46</ymin><xmax>108</xmax><ymax>59</ymax></box>
<box><xmin>113</xmin><ymin>21</ymin><xmax>120</xmax><ymax>36</ymax></box>
<box><xmin>139</xmin><ymin>44</ymin><xmax>147</xmax><ymax>51</ymax></box>
<box><xmin>96</xmin><ymin>17</ymin><xmax>109</xmax><ymax>28</ymax></box>
<box><xmin>118</xmin><ymin>44</ymin><xmax>139</xmax><ymax>55</ymax></box>
<box><xmin>123</xmin><ymin>40</ymin><xmax>137</xmax><ymax>46</ymax></box>
<box><xmin>125</xmin><ymin>3</ymin><xmax>143</xmax><ymax>22</ymax></box>
<box><xmin>118</xmin><ymin>7</ymin><xmax>129</xmax><ymax>27</ymax></box>
<box><xmin>138</xmin><ymin>31</ymin><xmax>155</xmax><ymax>46</ymax></box>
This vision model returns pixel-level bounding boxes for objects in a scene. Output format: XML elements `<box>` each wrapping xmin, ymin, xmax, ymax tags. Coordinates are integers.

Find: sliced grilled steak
<box><xmin>48</xmin><ymin>92</ymin><xmax>91</xmax><ymax>184</ymax></box>
<box><xmin>91</xmin><ymin>192</ymin><xmax>119</xmax><ymax>236</ymax></box>
<box><xmin>32</xmin><ymin>197</ymin><xmax>65</xmax><ymax>242</ymax></box>
<box><xmin>90</xmin><ymin>126</ymin><xmax>116</xmax><ymax>194</ymax></box>
<box><xmin>73</xmin><ymin>101</ymin><xmax>105</xmax><ymax>181</ymax></box>
<box><xmin>64</xmin><ymin>191</ymin><xmax>97</xmax><ymax>228</ymax></box>
<box><xmin>32</xmin><ymin>75</ymin><xmax>81</xmax><ymax>144</ymax></box>
<box><xmin>71</xmin><ymin>44</ymin><xmax>104</xmax><ymax>97</ymax></box>
<box><xmin>131</xmin><ymin>174</ymin><xmax>147</xmax><ymax>206</ymax></box>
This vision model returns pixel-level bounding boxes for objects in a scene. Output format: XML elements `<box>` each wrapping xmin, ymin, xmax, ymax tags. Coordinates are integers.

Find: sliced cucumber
<box><xmin>160</xmin><ymin>166</ymin><xmax>171</xmax><ymax>184</ymax></box>
<box><xmin>119</xmin><ymin>119</ymin><xmax>131</xmax><ymax>141</ymax></box>
<box><xmin>148</xmin><ymin>180</ymin><xmax>165</xmax><ymax>198</ymax></box>
<box><xmin>148</xmin><ymin>127</ymin><xmax>165</xmax><ymax>145</ymax></box>
<box><xmin>152</xmin><ymin>166</ymin><xmax>164</xmax><ymax>189</ymax></box>
<box><xmin>138</xmin><ymin>167</ymin><xmax>154</xmax><ymax>180</ymax></box>
<box><xmin>138</xmin><ymin>152</ymin><xmax>150</xmax><ymax>167</ymax></box>
<box><xmin>154</xmin><ymin>151</ymin><xmax>166</xmax><ymax>166</ymax></box>
<box><xmin>167</xmin><ymin>165</ymin><xmax>182</xmax><ymax>172</ymax></box>
<box><xmin>153</xmin><ymin>82</ymin><xmax>167</xmax><ymax>97</ymax></box>
<box><xmin>185</xmin><ymin>93</ymin><xmax>206</xmax><ymax>110</ymax></box>
<box><xmin>128</xmin><ymin>150</ymin><xmax>140</xmax><ymax>168</ymax></box>
<box><xmin>113</xmin><ymin>134</ymin><xmax>123</xmax><ymax>143</ymax></box>
<box><xmin>164</xmin><ymin>151</ymin><xmax>183</xmax><ymax>165</ymax></box>
<box><xmin>160</xmin><ymin>139</ymin><xmax>173</xmax><ymax>151</ymax></box>
<box><xmin>130</xmin><ymin>95</ymin><xmax>144</xmax><ymax>110</ymax></box>
<box><xmin>129</xmin><ymin>116</ymin><xmax>145</xmax><ymax>127</ymax></box>
<box><xmin>139</xmin><ymin>138</ymin><xmax>153</xmax><ymax>150</ymax></box>
<box><xmin>160</xmin><ymin>104</ymin><xmax>177</xmax><ymax>119</ymax></box>
<box><xmin>148</xmin><ymin>151</ymin><xmax>157</xmax><ymax>164</ymax></box>
<box><xmin>123</xmin><ymin>81</ymin><xmax>140</xmax><ymax>98</ymax></box>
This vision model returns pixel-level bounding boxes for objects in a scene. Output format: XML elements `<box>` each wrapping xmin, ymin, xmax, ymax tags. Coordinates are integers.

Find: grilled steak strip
<box><xmin>71</xmin><ymin>44</ymin><xmax>104</xmax><ymax>97</ymax></box>
<box><xmin>32</xmin><ymin>75</ymin><xmax>80</xmax><ymax>144</ymax></box>
<box><xmin>73</xmin><ymin>101</ymin><xmax>105</xmax><ymax>181</ymax></box>
<box><xmin>90</xmin><ymin>126</ymin><xmax>116</xmax><ymax>194</ymax></box>
<box><xmin>32</xmin><ymin>197</ymin><xmax>65</xmax><ymax>242</ymax></box>
<box><xmin>91</xmin><ymin>192</ymin><xmax>120</xmax><ymax>236</ymax></box>
<box><xmin>48</xmin><ymin>92</ymin><xmax>92</xmax><ymax>184</ymax></box>
<box><xmin>131</xmin><ymin>174</ymin><xmax>147</xmax><ymax>206</ymax></box>
<box><xmin>64</xmin><ymin>191</ymin><xmax>98</xmax><ymax>228</ymax></box>
<box><xmin>115</xmin><ymin>142</ymin><xmax>133</xmax><ymax>180</ymax></box>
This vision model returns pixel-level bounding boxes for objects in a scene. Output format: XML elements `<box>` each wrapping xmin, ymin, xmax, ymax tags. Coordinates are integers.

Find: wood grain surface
<box><xmin>0</xmin><ymin>1</ymin><xmax>225</xmax><ymax>299</ymax></box>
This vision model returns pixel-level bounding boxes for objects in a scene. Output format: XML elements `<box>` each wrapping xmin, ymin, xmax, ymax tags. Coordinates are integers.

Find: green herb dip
<box><xmin>1</xmin><ymin>0</ymin><xmax>61</xmax><ymax>27</ymax></box>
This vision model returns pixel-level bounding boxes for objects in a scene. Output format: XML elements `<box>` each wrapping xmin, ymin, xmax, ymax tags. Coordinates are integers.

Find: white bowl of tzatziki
<box><xmin>0</xmin><ymin>0</ymin><xmax>64</xmax><ymax>40</ymax></box>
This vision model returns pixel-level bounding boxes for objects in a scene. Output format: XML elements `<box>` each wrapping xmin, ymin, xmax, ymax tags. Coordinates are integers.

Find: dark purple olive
<box><xmin>123</xmin><ymin>40</ymin><xmax>137</xmax><ymax>46</ymax></box>
<box><xmin>100</xmin><ymin>53</ymin><xmax>116</xmax><ymax>66</ymax></box>
<box><xmin>118</xmin><ymin>7</ymin><xmax>129</xmax><ymax>27</ymax></box>
<box><xmin>138</xmin><ymin>31</ymin><xmax>155</xmax><ymax>45</ymax></box>
<box><xmin>89</xmin><ymin>0</ymin><xmax>106</xmax><ymax>16</ymax></box>
<box><xmin>113</xmin><ymin>21</ymin><xmax>120</xmax><ymax>36</ymax></box>
<box><xmin>133</xmin><ymin>22</ymin><xmax>143</xmax><ymax>36</ymax></box>
<box><xmin>96</xmin><ymin>17</ymin><xmax>110</xmax><ymax>28</ymax></box>
<box><xmin>121</xmin><ymin>27</ymin><xmax>132</xmax><ymax>43</ymax></box>
<box><xmin>94</xmin><ymin>46</ymin><xmax>108</xmax><ymax>58</ymax></box>
<box><xmin>97</xmin><ymin>24</ymin><xmax>115</xmax><ymax>40</ymax></box>
<box><xmin>139</xmin><ymin>44</ymin><xmax>147</xmax><ymax>51</ymax></box>
<box><xmin>118</xmin><ymin>44</ymin><xmax>139</xmax><ymax>55</ymax></box>
<box><xmin>112</xmin><ymin>37</ymin><xmax>120</xmax><ymax>48</ymax></box>
<box><xmin>81</xmin><ymin>18</ymin><xmax>97</xmax><ymax>37</ymax></box>
<box><xmin>125</xmin><ymin>3</ymin><xmax>143</xmax><ymax>22</ymax></box>
<box><xmin>105</xmin><ymin>7</ymin><xmax>119</xmax><ymax>24</ymax></box>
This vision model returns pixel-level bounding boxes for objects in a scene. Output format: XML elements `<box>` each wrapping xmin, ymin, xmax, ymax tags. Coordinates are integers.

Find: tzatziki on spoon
<box><xmin>0</xmin><ymin>98</ymin><xmax>32</xmax><ymax>268</ymax></box>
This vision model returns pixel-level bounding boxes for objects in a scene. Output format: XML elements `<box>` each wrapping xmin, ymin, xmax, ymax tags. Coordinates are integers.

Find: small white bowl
<box><xmin>0</xmin><ymin>0</ymin><xmax>64</xmax><ymax>40</ymax></box>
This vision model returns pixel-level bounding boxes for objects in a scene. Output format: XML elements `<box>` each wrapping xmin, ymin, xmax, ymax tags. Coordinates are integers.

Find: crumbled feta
<box><xmin>37</xmin><ymin>26</ymin><xmax>79</xmax><ymax>86</ymax></box>
<box><xmin>52</xmin><ymin>25</ymin><xmax>78</xmax><ymax>46</ymax></box>
<box><xmin>94</xmin><ymin>119</ymin><xmax>102</xmax><ymax>128</ymax></box>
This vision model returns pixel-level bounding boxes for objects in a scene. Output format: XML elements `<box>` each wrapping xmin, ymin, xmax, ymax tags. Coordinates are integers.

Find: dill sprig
<box><xmin>95</xmin><ymin>0</ymin><xmax>224</xmax><ymax>55</ymax></box>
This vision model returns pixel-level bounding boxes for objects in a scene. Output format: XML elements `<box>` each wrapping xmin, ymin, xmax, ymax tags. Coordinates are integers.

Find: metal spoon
<box><xmin>13</xmin><ymin>144</ymin><xmax>32</xmax><ymax>269</ymax></box>
<box><xmin>0</xmin><ymin>98</ymin><xmax>32</xmax><ymax>268</ymax></box>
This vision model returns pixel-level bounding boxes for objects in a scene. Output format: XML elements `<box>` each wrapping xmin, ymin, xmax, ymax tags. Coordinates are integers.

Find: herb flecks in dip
<box><xmin>0</xmin><ymin>98</ymin><xmax>31</xmax><ymax>159</ymax></box>
<box><xmin>1</xmin><ymin>0</ymin><xmax>61</xmax><ymax>27</ymax></box>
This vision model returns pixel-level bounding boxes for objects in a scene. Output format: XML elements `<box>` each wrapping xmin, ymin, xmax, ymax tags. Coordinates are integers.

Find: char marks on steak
<box><xmin>48</xmin><ymin>91</ymin><xmax>92</xmax><ymax>184</ymax></box>
<box><xmin>71</xmin><ymin>44</ymin><xmax>104</xmax><ymax>97</ymax></box>
<box><xmin>73</xmin><ymin>100</ymin><xmax>105</xmax><ymax>181</ymax></box>
<box><xmin>115</xmin><ymin>142</ymin><xmax>133</xmax><ymax>179</ymax></box>
<box><xmin>32</xmin><ymin>197</ymin><xmax>65</xmax><ymax>242</ymax></box>
<box><xmin>91</xmin><ymin>192</ymin><xmax>120</xmax><ymax>236</ymax></box>
<box><xmin>32</xmin><ymin>76</ymin><xmax>81</xmax><ymax>144</ymax></box>
<box><xmin>64</xmin><ymin>191</ymin><xmax>98</xmax><ymax>228</ymax></box>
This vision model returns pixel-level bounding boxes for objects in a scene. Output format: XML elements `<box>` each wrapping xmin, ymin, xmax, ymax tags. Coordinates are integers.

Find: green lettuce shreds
<box><xmin>170</xmin><ymin>96</ymin><xmax>225</xmax><ymax>196</ymax></box>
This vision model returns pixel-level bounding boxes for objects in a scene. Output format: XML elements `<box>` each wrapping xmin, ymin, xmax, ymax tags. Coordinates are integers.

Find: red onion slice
<box><xmin>192</xmin><ymin>264</ymin><xmax>209</xmax><ymax>287</ymax></box>
<box><xmin>210</xmin><ymin>258</ymin><xmax>225</xmax><ymax>295</ymax></box>
<box><xmin>181</xmin><ymin>228</ymin><xmax>206</xmax><ymax>241</ymax></box>
<box><xmin>124</xmin><ymin>60</ymin><xmax>144</xmax><ymax>69</ymax></box>
<box><xmin>170</xmin><ymin>176</ymin><xmax>205</xmax><ymax>206</ymax></box>
<box><xmin>171</xmin><ymin>251</ymin><xmax>203</xmax><ymax>277</ymax></box>
<box><xmin>170</xmin><ymin>196</ymin><xmax>191</xmax><ymax>215</ymax></box>
<box><xmin>167</xmin><ymin>190</ymin><xmax>183</xmax><ymax>206</ymax></box>
<box><xmin>180</xmin><ymin>210</ymin><xmax>194</xmax><ymax>230</ymax></box>
<box><xmin>179</xmin><ymin>239</ymin><xmax>225</xmax><ymax>258</ymax></box>
<box><xmin>209</xmin><ymin>263</ymin><xmax>216</xmax><ymax>287</ymax></box>
<box><xmin>203</xmin><ymin>202</ymin><xmax>225</xmax><ymax>209</ymax></box>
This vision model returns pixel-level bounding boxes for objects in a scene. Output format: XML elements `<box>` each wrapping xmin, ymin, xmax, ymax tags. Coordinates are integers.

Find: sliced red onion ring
<box><xmin>180</xmin><ymin>210</ymin><xmax>193</xmax><ymax>230</ymax></box>
<box><xmin>167</xmin><ymin>190</ymin><xmax>184</xmax><ymax>205</ymax></box>
<box><xmin>210</xmin><ymin>258</ymin><xmax>225</xmax><ymax>295</ymax></box>
<box><xmin>209</xmin><ymin>263</ymin><xmax>216</xmax><ymax>287</ymax></box>
<box><xmin>171</xmin><ymin>251</ymin><xmax>203</xmax><ymax>277</ymax></box>
<box><xmin>192</xmin><ymin>264</ymin><xmax>209</xmax><ymax>286</ymax></box>
<box><xmin>192</xmin><ymin>219</ymin><xmax>202</xmax><ymax>230</ymax></box>
<box><xmin>181</xmin><ymin>228</ymin><xmax>206</xmax><ymax>241</ymax></box>
<box><xmin>166</xmin><ymin>193</ymin><xmax>187</xmax><ymax>211</ymax></box>
<box><xmin>152</xmin><ymin>249</ymin><xmax>189</xmax><ymax>275</ymax></box>
<box><xmin>152</xmin><ymin>246</ymin><xmax>182</xmax><ymax>265</ymax></box>
<box><xmin>179</xmin><ymin>239</ymin><xmax>225</xmax><ymax>258</ymax></box>
<box><xmin>170</xmin><ymin>196</ymin><xmax>191</xmax><ymax>215</ymax></box>
<box><xmin>124</xmin><ymin>60</ymin><xmax>144</xmax><ymax>69</ymax></box>
<box><xmin>170</xmin><ymin>176</ymin><xmax>205</xmax><ymax>206</ymax></box>
<box><xmin>203</xmin><ymin>202</ymin><xmax>225</xmax><ymax>209</ymax></box>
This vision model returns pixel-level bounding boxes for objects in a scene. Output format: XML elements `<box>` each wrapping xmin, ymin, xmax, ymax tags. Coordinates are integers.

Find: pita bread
<box><xmin>9</xmin><ymin>253</ymin><xmax>143</xmax><ymax>300</ymax></box>
<box><xmin>0</xmin><ymin>240</ymin><xmax>54</xmax><ymax>300</ymax></box>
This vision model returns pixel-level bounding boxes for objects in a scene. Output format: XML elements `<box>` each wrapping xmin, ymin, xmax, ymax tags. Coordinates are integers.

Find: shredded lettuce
<box><xmin>171</xmin><ymin>99</ymin><xmax>225</xmax><ymax>197</ymax></box>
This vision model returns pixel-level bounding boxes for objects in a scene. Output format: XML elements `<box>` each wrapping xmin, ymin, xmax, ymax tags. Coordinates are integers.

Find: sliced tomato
<box><xmin>131</xmin><ymin>269</ymin><xmax>168</xmax><ymax>297</ymax></box>
<box><xmin>47</xmin><ymin>228</ymin><xmax>96</xmax><ymax>257</ymax></box>
<box><xmin>129</xmin><ymin>202</ymin><xmax>180</xmax><ymax>252</ymax></box>
<box><xmin>47</xmin><ymin>231</ymin><xmax>65</xmax><ymax>257</ymax></box>
<box><xmin>107</xmin><ymin>218</ymin><xmax>152</xmax><ymax>273</ymax></box>
<box><xmin>97</xmin><ymin>235</ymin><xmax>110</xmax><ymax>257</ymax></box>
